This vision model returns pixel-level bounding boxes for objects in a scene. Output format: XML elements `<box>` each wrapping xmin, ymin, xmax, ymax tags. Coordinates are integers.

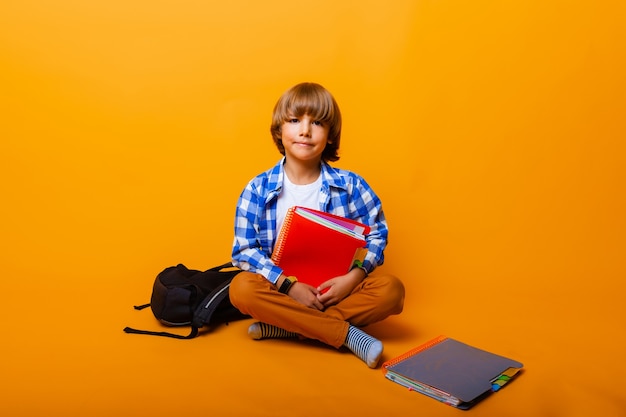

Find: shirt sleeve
<box><xmin>231</xmin><ymin>180</ymin><xmax>284</xmax><ymax>284</ymax></box>
<box><xmin>348</xmin><ymin>175</ymin><xmax>388</xmax><ymax>274</ymax></box>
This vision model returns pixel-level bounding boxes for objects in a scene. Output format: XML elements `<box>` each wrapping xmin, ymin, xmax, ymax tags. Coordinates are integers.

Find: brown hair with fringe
<box><xmin>270</xmin><ymin>82</ymin><xmax>342</xmax><ymax>162</ymax></box>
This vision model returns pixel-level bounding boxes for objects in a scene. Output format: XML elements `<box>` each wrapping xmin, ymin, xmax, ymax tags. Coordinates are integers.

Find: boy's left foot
<box><xmin>343</xmin><ymin>325</ymin><xmax>383</xmax><ymax>368</ymax></box>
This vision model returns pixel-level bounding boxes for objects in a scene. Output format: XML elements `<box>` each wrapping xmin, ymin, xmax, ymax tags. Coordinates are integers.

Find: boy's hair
<box><xmin>270</xmin><ymin>82</ymin><xmax>342</xmax><ymax>162</ymax></box>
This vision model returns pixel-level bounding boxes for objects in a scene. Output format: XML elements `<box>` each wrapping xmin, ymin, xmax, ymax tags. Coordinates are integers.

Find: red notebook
<box><xmin>271</xmin><ymin>206</ymin><xmax>370</xmax><ymax>288</ymax></box>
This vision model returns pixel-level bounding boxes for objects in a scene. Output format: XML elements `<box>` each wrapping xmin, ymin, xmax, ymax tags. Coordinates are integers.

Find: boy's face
<box><xmin>281</xmin><ymin>113</ymin><xmax>330</xmax><ymax>164</ymax></box>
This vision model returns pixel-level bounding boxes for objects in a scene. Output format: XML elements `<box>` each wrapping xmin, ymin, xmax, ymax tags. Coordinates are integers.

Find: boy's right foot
<box><xmin>248</xmin><ymin>322</ymin><xmax>299</xmax><ymax>340</ymax></box>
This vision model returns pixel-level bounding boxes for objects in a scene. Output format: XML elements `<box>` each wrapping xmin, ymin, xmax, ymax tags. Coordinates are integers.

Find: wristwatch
<box><xmin>278</xmin><ymin>276</ymin><xmax>298</xmax><ymax>294</ymax></box>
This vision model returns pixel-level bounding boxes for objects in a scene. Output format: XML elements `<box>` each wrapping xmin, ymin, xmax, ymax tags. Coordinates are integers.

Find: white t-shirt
<box><xmin>276</xmin><ymin>172</ymin><xmax>322</xmax><ymax>234</ymax></box>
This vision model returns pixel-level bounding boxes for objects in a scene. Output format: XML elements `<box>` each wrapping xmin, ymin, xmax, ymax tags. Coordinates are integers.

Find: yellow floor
<box><xmin>2</xmin><ymin>256</ymin><xmax>624</xmax><ymax>417</ymax></box>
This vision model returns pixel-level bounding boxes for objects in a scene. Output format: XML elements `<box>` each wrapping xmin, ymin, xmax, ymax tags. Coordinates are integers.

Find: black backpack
<box><xmin>124</xmin><ymin>262</ymin><xmax>249</xmax><ymax>339</ymax></box>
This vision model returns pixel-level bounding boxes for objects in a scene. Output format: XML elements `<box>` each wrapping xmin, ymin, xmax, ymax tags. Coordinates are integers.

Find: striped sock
<box><xmin>343</xmin><ymin>325</ymin><xmax>383</xmax><ymax>368</ymax></box>
<box><xmin>248</xmin><ymin>322</ymin><xmax>298</xmax><ymax>340</ymax></box>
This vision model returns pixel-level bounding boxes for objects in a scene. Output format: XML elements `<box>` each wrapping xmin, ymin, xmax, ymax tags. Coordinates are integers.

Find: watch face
<box><xmin>279</xmin><ymin>278</ymin><xmax>293</xmax><ymax>294</ymax></box>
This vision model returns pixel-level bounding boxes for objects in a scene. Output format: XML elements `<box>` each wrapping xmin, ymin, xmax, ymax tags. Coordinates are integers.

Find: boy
<box><xmin>230</xmin><ymin>82</ymin><xmax>404</xmax><ymax>368</ymax></box>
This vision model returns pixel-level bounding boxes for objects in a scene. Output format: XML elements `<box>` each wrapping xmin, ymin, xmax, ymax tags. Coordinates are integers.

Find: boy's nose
<box><xmin>299</xmin><ymin>123</ymin><xmax>311</xmax><ymax>136</ymax></box>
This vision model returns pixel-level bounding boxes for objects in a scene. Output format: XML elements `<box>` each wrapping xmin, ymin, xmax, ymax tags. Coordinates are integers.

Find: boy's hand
<box><xmin>316</xmin><ymin>268</ymin><xmax>366</xmax><ymax>307</ymax></box>
<box><xmin>288</xmin><ymin>283</ymin><xmax>325</xmax><ymax>310</ymax></box>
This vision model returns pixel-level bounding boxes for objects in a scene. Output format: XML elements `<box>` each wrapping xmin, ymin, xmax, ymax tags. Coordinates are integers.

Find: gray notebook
<box><xmin>383</xmin><ymin>335</ymin><xmax>523</xmax><ymax>409</ymax></box>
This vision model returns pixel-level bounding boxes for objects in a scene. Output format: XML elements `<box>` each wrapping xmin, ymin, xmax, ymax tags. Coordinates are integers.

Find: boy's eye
<box><xmin>288</xmin><ymin>118</ymin><xmax>299</xmax><ymax>123</ymax></box>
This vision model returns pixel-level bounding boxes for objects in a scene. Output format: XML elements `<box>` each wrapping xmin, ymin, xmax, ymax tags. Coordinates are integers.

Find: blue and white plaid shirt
<box><xmin>232</xmin><ymin>158</ymin><xmax>388</xmax><ymax>284</ymax></box>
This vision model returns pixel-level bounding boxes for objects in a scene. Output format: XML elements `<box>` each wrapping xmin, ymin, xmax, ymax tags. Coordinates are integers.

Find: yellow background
<box><xmin>2</xmin><ymin>1</ymin><xmax>625</xmax><ymax>416</ymax></box>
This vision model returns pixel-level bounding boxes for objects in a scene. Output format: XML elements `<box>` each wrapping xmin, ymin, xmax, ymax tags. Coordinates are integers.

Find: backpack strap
<box><xmin>207</xmin><ymin>262</ymin><xmax>237</xmax><ymax>272</ymax></box>
<box><xmin>123</xmin><ymin>325</ymin><xmax>199</xmax><ymax>339</ymax></box>
<box><xmin>191</xmin><ymin>278</ymin><xmax>232</xmax><ymax>329</ymax></box>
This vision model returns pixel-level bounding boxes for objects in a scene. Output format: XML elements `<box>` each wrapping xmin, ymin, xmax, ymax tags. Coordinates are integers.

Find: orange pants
<box><xmin>229</xmin><ymin>272</ymin><xmax>405</xmax><ymax>348</ymax></box>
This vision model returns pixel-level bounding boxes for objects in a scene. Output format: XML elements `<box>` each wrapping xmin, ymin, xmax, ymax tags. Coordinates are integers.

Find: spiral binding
<box><xmin>382</xmin><ymin>335</ymin><xmax>449</xmax><ymax>370</ymax></box>
<box><xmin>271</xmin><ymin>206</ymin><xmax>295</xmax><ymax>264</ymax></box>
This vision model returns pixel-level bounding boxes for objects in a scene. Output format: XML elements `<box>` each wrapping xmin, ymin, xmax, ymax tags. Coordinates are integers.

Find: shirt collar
<box><xmin>268</xmin><ymin>157</ymin><xmax>347</xmax><ymax>194</ymax></box>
